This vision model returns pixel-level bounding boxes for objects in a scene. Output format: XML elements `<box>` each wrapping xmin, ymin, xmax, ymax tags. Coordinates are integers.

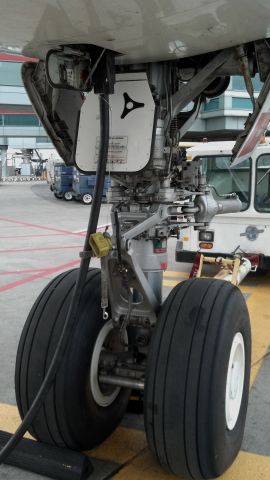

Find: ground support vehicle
<box><xmin>72</xmin><ymin>170</ymin><xmax>110</xmax><ymax>204</ymax></box>
<box><xmin>190</xmin><ymin>252</ymin><xmax>254</xmax><ymax>285</ymax></box>
<box><xmin>51</xmin><ymin>164</ymin><xmax>73</xmax><ymax>200</ymax></box>
<box><xmin>176</xmin><ymin>141</ymin><xmax>270</xmax><ymax>271</ymax></box>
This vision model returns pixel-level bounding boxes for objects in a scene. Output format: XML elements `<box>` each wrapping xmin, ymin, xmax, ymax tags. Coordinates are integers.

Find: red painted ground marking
<box><xmin>0</xmin><ymin>233</ymin><xmax>66</xmax><ymax>239</ymax></box>
<box><xmin>76</xmin><ymin>224</ymin><xmax>111</xmax><ymax>236</ymax></box>
<box><xmin>0</xmin><ymin>268</ymin><xmax>47</xmax><ymax>276</ymax></box>
<box><xmin>0</xmin><ymin>217</ymin><xmax>81</xmax><ymax>236</ymax></box>
<box><xmin>0</xmin><ymin>217</ymin><xmax>111</xmax><ymax>237</ymax></box>
<box><xmin>0</xmin><ymin>259</ymin><xmax>80</xmax><ymax>293</ymax></box>
<box><xmin>0</xmin><ymin>245</ymin><xmax>82</xmax><ymax>254</ymax></box>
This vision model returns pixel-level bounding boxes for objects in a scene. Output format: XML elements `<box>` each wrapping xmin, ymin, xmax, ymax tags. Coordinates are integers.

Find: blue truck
<box><xmin>51</xmin><ymin>164</ymin><xmax>110</xmax><ymax>203</ymax></box>
<box><xmin>72</xmin><ymin>169</ymin><xmax>110</xmax><ymax>204</ymax></box>
<box><xmin>52</xmin><ymin>163</ymin><xmax>74</xmax><ymax>201</ymax></box>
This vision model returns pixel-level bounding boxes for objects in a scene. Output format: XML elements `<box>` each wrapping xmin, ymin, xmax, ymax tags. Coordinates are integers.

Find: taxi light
<box><xmin>199</xmin><ymin>242</ymin><xmax>213</xmax><ymax>249</ymax></box>
<box><xmin>199</xmin><ymin>230</ymin><xmax>214</xmax><ymax>242</ymax></box>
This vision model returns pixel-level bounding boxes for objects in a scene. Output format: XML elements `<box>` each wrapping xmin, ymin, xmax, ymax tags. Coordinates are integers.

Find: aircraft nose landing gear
<box><xmin>14</xmin><ymin>49</ymin><xmax>254</xmax><ymax>479</ymax></box>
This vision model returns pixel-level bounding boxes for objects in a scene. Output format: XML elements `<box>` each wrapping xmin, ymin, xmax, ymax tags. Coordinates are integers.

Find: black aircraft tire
<box><xmin>15</xmin><ymin>268</ymin><xmax>130</xmax><ymax>450</ymax></box>
<box><xmin>144</xmin><ymin>278</ymin><xmax>251</xmax><ymax>479</ymax></box>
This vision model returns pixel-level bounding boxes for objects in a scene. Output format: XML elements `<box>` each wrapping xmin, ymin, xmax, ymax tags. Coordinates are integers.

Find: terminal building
<box><xmin>188</xmin><ymin>74</ymin><xmax>263</xmax><ymax>140</ymax></box>
<box><xmin>0</xmin><ymin>53</ymin><xmax>263</xmax><ymax>176</ymax></box>
<box><xmin>0</xmin><ymin>53</ymin><xmax>56</xmax><ymax>177</ymax></box>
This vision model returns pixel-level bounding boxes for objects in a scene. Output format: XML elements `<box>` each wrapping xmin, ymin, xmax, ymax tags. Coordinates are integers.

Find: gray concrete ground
<box><xmin>0</xmin><ymin>182</ymin><xmax>109</xmax><ymax>406</ymax></box>
<box><xmin>0</xmin><ymin>182</ymin><xmax>269</xmax><ymax>479</ymax></box>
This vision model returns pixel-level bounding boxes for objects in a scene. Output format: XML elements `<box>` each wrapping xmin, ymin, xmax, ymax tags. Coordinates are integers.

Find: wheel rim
<box><xmin>90</xmin><ymin>320</ymin><xmax>122</xmax><ymax>407</ymax></box>
<box><xmin>64</xmin><ymin>191</ymin><xmax>73</xmax><ymax>200</ymax></box>
<box><xmin>225</xmin><ymin>332</ymin><xmax>245</xmax><ymax>430</ymax></box>
<box><xmin>83</xmin><ymin>194</ymin><xmax>92</xmax><ymax>204</ymax></box>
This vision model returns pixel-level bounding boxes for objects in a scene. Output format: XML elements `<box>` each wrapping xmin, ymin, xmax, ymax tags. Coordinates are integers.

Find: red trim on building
<box><xmin>0</xmin><ymin>53</ymin><xmax>38</xmax><ymax>63</ymax></box>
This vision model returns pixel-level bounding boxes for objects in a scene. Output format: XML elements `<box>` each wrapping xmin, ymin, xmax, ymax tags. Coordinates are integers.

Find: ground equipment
<box><xmin>72</xmin><ymin>170</ymin><xmax>110</xmax><ymax>204</ymax></box>
<box><xmin>0</xmin><ymin>431</ymin><xmax>92</xmax><ymax>480</ymax></box>
<box><xmin>52</xmin><ymin>164</ymin><xmax>73</xmax><ymax>200</ymax></box>
<box><xmin>176</xmin><ymin>141</ymin><xmax>270</xmax><ymax>270</ymax></box>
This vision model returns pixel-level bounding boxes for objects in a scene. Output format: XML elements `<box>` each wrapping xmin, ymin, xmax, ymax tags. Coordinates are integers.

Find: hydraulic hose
<box><xmin>0</xmin><ymin>93</ymin><xmax>110</xmax><ymax>463</ymax></box>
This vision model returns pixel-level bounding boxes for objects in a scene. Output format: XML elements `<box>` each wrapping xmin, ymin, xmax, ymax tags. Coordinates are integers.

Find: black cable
<box><xmin>0</xmin><ymin>93</ymin><xmax>110</xmax><ymax>463</ymax></box>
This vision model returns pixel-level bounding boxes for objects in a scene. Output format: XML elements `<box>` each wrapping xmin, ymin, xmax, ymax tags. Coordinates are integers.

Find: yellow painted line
<box><xmin>0</xmin><ymin>403</ymin><xmax>32</xmax><ymax>439</ymax></box>
<box><xmin>2</xmin><ymin>405</ymin><xmax>270</xmax><ymax>480</ymax></box>
<box><xmin>113</xmin><ymin>449</ymin><xmax>270</xmax><ymax>480</ymax></box>
<box><xmin>0</xmin><ymin>402</ymin><xmax>147</xmax><ymax>467</ymax></box>
<box><xmin>163</xmin><ymin>271</ymin><xmax>189</xmax><ymax>278</ymax></box>
<box><xmin>163</xmin><ymin>279</ymin><xmax>181</xmax><ymax>287</ymax></box>
<box><xmin>245</xmin><ymin>294</ymin><xmax>270</xmax><ymax>386</ymax></box>
<box><xmin>88</xmin><ymin>426</ymin><xmax>147</xmax><ymax>465</ymax></box>
<box><xmin>241</xmin><ymin>274</ymin><xmax>270</xmax><ymax>384</ymax></box>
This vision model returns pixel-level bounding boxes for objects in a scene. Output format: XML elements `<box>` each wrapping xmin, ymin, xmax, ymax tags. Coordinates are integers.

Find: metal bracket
<box><xmin>122</xmin><ymin>205</ymin><xmax>171</xmax><ymax>244</ymax></box>
<box><xmin>165</xmin><ymin>47</ymin><xmax>234</xmax><ymax>130</ymax></box>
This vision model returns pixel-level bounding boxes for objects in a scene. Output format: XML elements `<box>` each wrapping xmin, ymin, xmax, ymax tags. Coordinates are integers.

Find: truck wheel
<box><xmin>54</xmin><ymin>192</ymin><xmax>62</xmax><ymax>199</ymax></box>
<box><xmin>82</xmin><ymin>193</ymin><xmax>93</xmax><ymax>205</ymax></box>
<box><xmin>63</xmin><ymin>191</ymin><xmax>73</xmax><ymax>201</ymax></box>
<box><xmin>15</xmin><ymin>268</ymin><xmax>130</xmax><ymax>450</ymax></box>
<box><xmin>144</xmin><ymin>278</ymin><xmax>251</xmax><ymax>479</ymax></box>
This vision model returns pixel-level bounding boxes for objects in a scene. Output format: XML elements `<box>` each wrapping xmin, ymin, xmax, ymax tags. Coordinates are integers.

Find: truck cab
<box><xmin>176</xmin><ymin>140</ymin><xmax>270</xmax><ymax>269</ymax></box>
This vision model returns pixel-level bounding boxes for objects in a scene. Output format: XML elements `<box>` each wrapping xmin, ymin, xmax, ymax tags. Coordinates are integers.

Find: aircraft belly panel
<box><xmin>0</xmin><ymin>0</ymin><xmax>270</xmax><ymax>61</ymax></box>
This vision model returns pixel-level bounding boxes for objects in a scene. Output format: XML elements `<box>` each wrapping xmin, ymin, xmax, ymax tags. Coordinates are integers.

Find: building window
<box><xmin>255</xmin><ymin>154</ymin><xmax>270</xmax><ymax>212</ymax></box>
<box><xmin>232</xmin><ymin>97</ymin><xmax>253</xmax><ymax>110</ymax></box>
<box><xmin>203</xmin><ymin>98</ymin><xmax>220</xmax><ymax>111</ymax></box>
<box><xmin>197</xmin><ymin>155</ymin><xmax>251</xmax><ymax>211</ymax></box>
<box><xmin>232</xmin><ymin>74</ymin><xmax>262</xmax><ymax>92</ymax></box>
<box><xmin>3</xmin><ymin>114</ymin><xmax>39</xmax><ymax>126</ymax></box>
<box><xmin>231</xmin><ymin>76</ymin><xmax>246</xmax><ymax>91</ymax></box>
<box><xmin>0</xmin><ymin>62</ymin><xmax>23</xmax><ymax>86</ymax></box>
<box><xmin>252</xmin><ymin>75</ymin><xmax>263</xmax><ymax>92</ymax></box>
<box><xmin>36</xmin><ymin>136</ymin><xmax>50</xmax><ymax>143</ymax></box>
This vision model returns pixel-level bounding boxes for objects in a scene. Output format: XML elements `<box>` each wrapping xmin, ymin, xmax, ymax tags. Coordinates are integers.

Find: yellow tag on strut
<box><xmin>89</xmin><ymin>232</ymin><xmax>112</xmax><ymax>258</ymax></box>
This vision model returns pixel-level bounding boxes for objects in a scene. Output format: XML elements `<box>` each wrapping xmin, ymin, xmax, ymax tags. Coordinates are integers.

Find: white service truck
<box><xmin>176</xmin><ymin>140</ymin><xmax>270</xmax><ymax>270</ymax></box>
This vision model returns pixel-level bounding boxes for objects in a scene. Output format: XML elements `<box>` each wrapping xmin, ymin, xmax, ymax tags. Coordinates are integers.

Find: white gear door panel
<box><xmin>75</xmin><ymin>72</ymin><xmax>155</xmax><ymax>174</ymax></box>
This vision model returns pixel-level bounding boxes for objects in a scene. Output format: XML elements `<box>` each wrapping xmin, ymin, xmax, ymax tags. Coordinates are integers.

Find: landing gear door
<box><xmin>232</xmin><ymin>72</ymin><xmax>270</xmax><ymax>167</ymax></box>
<box><xmin>75</xmin><ymin>72</ymin><xmax>155</xmax><ymax>174</ymax></box>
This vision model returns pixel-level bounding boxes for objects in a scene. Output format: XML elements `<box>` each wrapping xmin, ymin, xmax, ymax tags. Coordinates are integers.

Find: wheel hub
<box><xmin>83</xmin><ymin>194</ymin><xmax>92</xmax><ymax>204</ymax></box>
<box><xmin>90</xmin><ymin>319</ymin><xmax>125</xmax><ymax>407</ymax></box>
<box><xmin>225</xmin><ymin>332</ymin><xmax>245</xmax><ymax>430</ymax></box>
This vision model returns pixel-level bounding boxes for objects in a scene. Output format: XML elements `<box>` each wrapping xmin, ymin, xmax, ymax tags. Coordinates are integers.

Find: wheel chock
<box><xmin>0</xmin><ymin>430</ymin><xmax>93</xmax><ymax>480</ymax></box>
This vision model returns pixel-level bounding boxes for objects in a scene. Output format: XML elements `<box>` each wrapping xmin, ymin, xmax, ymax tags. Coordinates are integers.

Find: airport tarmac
<box><xmin>0</xmin><ymin>181</ymin><xmax>270</xmax><ymax>480</ymax></box>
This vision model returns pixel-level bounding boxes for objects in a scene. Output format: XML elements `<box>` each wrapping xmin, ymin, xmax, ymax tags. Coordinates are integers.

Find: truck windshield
<box><xmin>195</xmin><ymin>155</ymin><xmax>251</xmax><ymax>211</ymax></box>
<box><xmin>255</xmin><ymin>154</ymin><xmax>270</xmax><ymax>212</ymax></box>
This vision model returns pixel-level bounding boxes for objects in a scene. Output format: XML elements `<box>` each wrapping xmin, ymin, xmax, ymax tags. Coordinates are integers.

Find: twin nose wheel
<box><xmin>15</xmin><ymin>271</ymin><xmax>251</xmax><ymax>479</ymax></box>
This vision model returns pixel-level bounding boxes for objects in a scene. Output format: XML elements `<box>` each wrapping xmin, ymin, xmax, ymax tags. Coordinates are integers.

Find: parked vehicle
<box><xmin>72</xmin><ymin>170</ymin><xmax>110</xmax><ymax>204</ymax></box>
<box><xmin>176</xmin><ymin>140</ymin><xmax>270</xmax><ymax>270</ymax></box>
<box><xmin>51</xmin><ymin>163</ymin><xmax>74</xmax><ymax>200</ymax></box>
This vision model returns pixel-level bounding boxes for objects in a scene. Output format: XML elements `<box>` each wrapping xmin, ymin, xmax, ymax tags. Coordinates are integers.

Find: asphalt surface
<box><xmin>0</xmin><ymin>182</ymin><xmax>270</xmax><ymax>480</ymax></box>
